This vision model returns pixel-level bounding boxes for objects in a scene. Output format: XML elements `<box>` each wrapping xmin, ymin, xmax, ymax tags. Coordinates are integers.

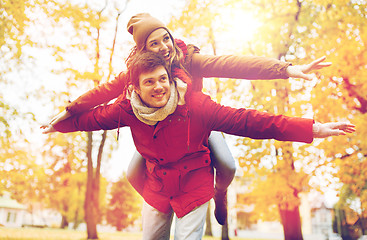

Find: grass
<box><xmin>0</xmin><ymin>227</ymin><xmax>263</xmax><ymax>240</ymax></box>
<box><xmin>2</xmin><ymin>227</ymin><xmax>136</xmax><ymax>240</ymax></box>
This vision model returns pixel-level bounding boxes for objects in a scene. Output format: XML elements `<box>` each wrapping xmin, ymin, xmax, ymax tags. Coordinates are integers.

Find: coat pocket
<box><xmin>181</xmin><ymin>166</ymin><xmax>214</xmax><ymax>193</ymax></box>
<box><xmin>146</xmin><ymin>171</ymin><xmax>164</xmax><ymax>192</ymax></box>
<box><xmin>156</xmin><ymin>167</ymin><xmax>180</xmax><ymax>197</ymax></box>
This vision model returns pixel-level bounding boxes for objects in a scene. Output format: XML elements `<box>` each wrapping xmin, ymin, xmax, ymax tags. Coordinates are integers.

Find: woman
<box><xmin>43</xmin><ymin>13</ymin><xmax>331</xmax><ymax>225</ymax></box>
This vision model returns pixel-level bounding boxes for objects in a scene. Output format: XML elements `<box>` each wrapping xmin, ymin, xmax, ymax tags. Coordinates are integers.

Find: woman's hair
<box><xmin>127</xmin><ymin>52</ymin><xmax>171</xmax><ymax>88</ymax></box>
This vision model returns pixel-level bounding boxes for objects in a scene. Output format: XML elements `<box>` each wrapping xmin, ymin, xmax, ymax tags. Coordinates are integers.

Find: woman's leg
<box><xmin>208</xmin><ymin>131</ymin><xmax>236</xmax><ymax>225</ymax></box>
<box><xmin>142</xmin><ymin>201</ymin><xmax>173</xmax><ymax>240</ymax></box>
<box><xmin>126</xmin><ymin>151</ymin><xmax>146</xmax><ymax>196</ymax></box>
<box><xmin>209</xmin><ymin>131</ymin><xmax>236</xmax><ymax>190</ymax></box>
<box><xmin>174</xmin><ymin>201</ymin><xmax>209</xmax><ymax>240</ymax></box>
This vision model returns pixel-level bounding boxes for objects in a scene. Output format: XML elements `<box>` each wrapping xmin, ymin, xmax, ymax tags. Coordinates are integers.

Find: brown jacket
<box><xmin>65</xmin><ymin>41</ymin><xmax>290</xmax><ymax>114</ymax></box>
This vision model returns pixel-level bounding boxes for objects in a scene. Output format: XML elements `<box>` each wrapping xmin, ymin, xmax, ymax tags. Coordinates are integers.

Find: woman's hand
<box><xmin>312</xmin><ymin>122</ymin><xmax>356</xmax><ymax>138</ymax></box>
<box><xmin>286</xmin><ymin>56</ymin><xmax>332</xmax><ymax>81</ymax></box>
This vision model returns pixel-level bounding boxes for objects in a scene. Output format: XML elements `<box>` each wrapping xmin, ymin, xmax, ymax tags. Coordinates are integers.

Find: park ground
<box><xmin>0</xmin><ymin>227</ymin><xmax>267</xmax><ymax>240</ymax></box>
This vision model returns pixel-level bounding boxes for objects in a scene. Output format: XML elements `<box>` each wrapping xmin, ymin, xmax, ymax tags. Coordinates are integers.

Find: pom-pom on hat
<box><xmin>127</xmin><ymin>13</ymin><xmax>172</xmax><ymax>51</ymax></box>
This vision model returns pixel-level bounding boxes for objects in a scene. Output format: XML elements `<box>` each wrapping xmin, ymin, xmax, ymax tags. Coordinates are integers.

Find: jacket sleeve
<box><xmin>194</xmin><ymin>93</ymin><xmax>313</xmax><ymax>144</ymax></box>
<box><xmin>65</xmin><ymin>71</ymin><xmax>128</xmax><ymax>114</ymax></box>
<box><xmin>189</xmin><ymin>54</ymin><xmax>291</xmax><ymax>80</ymax></box>
<box><xmin>54</xmin><ymin>102</ymin><xmax>124</xmax><ymax>133</ymax></box>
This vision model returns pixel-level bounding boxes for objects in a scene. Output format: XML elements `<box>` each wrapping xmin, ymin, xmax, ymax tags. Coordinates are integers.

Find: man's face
<box><xmin>135</xmin><ymin>65</ymin><xmax>171</xmax><ymax>108</ymax></box>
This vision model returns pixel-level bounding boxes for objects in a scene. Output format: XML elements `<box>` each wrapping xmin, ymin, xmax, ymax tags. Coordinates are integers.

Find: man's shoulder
<box><xmin>189</xmin><ymin>91</ymin><xmax>209</xmax><ymax>101</ymax></box>
<box><xmin>106</xmin><ymin>97</ymin><xmax>133</xmax><ymax>115</ymax></box>
<box><xmin>187</xmin><ymin>91</ymin><xmax>214</xmax><ymax>112</ymax></box>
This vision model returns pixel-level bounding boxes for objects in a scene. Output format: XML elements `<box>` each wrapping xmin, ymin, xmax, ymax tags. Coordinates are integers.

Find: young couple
<box><xmin>42</xmin><ymin>13</ymin><xmax>355</xmax><ymax>240</ymax></box>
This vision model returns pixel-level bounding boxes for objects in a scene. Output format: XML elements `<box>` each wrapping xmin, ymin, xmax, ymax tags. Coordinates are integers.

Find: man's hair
<box><xmin>127</xmin><ymin>51</ymin><xmax>171</xmax><ymax>88</ymax></box>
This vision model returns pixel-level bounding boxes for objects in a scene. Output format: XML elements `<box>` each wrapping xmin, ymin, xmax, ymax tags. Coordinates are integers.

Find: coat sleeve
<box><xmin>65</xmin><ymin>71</ymin><xmax>129</xmax><ymax>114</ymax></box>
<box><xmin>54</xmin><ymin>102</ymin><xmax>126</xmax><ymax>133</ymax></box>
<box><xmin>189</xmin><ymin>54</ymin><xmax>291</xmax><ymax>80</ymax></box>
<box><xmin>194</xmin><ymin>93</ymin><xmax>313</xmax><ymax>144</ymax></box>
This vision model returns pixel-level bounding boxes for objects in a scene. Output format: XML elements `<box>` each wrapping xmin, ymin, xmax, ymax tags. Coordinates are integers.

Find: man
<box><xmin>42</xmin><ymin>12</ymin><xmax>333</xmax><ymax>226</ymax></box>
<box><xmin>42</xmin><ymin>52</ymin><xmax>355</xmax><ymax>240</ymax></box>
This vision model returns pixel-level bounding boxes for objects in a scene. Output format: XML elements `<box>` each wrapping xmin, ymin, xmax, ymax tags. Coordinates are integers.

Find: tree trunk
<box><xmin>338</xmin><ymin>209</ymin><xmax>352</xmax><ymax>240</ymax></box>
<box><xmin>60</xmin><ymin>215</ymin><xmax>69</xmax><ymax>229</ymax></box>
<box><xmin>359</xmin><ymin>216</ymin><xmax>366</xmax><ymax>235</ymax></box>
<box><xmin>279</xmin><ymin>204</ymin><xmax>303</xmax><ymax>240</ymax></box>
<box><xmin>205</xmin><ymin>201</ymin><xmax>213</xmax><ymax>236</ymax></box>
<box><xmin>85</xmin><ymin>132</ymin><xmax>99</xmax><ymax>240</ymax></box>
<box><xmin>73</xmin><ymin>182</ymin><xmax>82</xmax><ymax>230</ymax></box>
<box><xmin>221</xmin><ymin>219</ymin><xmax>230</xmax><ymax>240</ymax></box>
<box><xmin>84</xmin><ymin>185</ymin><xmax>99</xmax><ymax>239</ymax></box>
<box><xmin>73</xmin><ymin>206</ymin><xmax>80</xmax><ymax>230</ymax></box>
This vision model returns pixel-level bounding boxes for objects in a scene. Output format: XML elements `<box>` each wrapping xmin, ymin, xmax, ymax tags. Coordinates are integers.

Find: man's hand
<box><xmin>287</xmin><ymin>56</ymin><xmax>332</xmax><ymax>81</ymax></box>
<box><xmin>47</xmin><ymin>110</ymin><xmax>71</xmax><ymax>126</ymax></box>
<box><xmin>313</xmin><ymin>122</ymin><xmax>355</xmax><ymax>138</ymax></box>
<box><xmin>40</xmin><ymin>110</ymin><xmax>70</xmax><ymax>134</ymax></box>
<box><xmin>40</xmin><ymin>124</ymin><xmax>56</xmax><ymax>134</ymax></box>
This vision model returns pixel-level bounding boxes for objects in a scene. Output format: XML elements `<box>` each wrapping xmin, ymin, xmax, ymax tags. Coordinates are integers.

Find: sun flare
<box><xmin>218</xmin><ymin>8</ymin><xmax>262</xmax><ymax>50</ymax></box>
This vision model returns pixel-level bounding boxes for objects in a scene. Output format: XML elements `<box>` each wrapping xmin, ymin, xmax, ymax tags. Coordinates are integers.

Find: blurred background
<box><xmin>1</xmin><ymin>0</ymin><xmax>366</xmax><ymax>239</ymax></box>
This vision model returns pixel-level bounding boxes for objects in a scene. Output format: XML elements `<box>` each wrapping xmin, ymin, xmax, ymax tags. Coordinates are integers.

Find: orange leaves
<box><xmin>106</xmin><ymin>174</ymin><xmax>142</xmax><ymax>231</ymax></box>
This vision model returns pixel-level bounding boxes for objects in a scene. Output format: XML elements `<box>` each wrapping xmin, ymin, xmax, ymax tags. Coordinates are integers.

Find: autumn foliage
<box><xmin>1</xmin><ymin>0</ymin><xmax>366</xmax><ymax>239</ymax></box>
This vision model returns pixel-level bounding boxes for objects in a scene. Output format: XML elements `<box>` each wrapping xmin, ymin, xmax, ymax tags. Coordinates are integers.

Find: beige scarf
<box><xmin>128</xmin><ymin>78</ymin><xmax>187</xmax><ymax>125</ymax></box>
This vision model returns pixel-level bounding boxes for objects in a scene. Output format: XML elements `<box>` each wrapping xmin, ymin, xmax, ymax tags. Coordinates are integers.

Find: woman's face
<box><xmin>145</xmin><ymin>28</ymin><xmax>175</xmax><ymax>64</ymax></box>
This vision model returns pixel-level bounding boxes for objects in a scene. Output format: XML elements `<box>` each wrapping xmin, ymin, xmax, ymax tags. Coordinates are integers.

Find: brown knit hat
<box><xmin>127</xmin><ymin>13</ymin><xmax>172</xmax><ymax>51</ymax></box>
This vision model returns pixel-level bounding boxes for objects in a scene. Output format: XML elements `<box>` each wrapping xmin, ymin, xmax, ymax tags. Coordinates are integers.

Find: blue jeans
<box><xmin>142</xmin><ymin>201</ymin><xmax>209</xmax><ymax>240</ymax></box>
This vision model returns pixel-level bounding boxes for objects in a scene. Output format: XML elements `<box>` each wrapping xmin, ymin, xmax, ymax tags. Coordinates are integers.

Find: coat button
<box><xmin>153</xmin><ymin>135</ymin><xmax>157</xmax><ymax>139</ymax></box>
<box><xmin>183</xmin><ymin>166</ymin><xmax>187</xmax><ymax>169</ymax></box>
<box><xmin>205</xmin><ymin>160</ymin><xmax>209</xmax><ymax>164</ymax></box>
<box><xmin>160</xmin><ymin>158</ymin><xmax>164</xmax><ymax>161</ymax></box>
<box><xmin>163</xmin><ymin>172</ymin><xmax>166</xmax><ymax>175</ymax></box>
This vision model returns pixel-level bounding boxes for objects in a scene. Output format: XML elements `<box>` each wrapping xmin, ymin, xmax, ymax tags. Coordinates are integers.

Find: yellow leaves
<box><xmin>239</xmin><ymin>154</ymin><xmax>310</xmax><ymax>202</ymax></box>
<box><xmin>1</xmin><ymin>0</ymin><xmax>34</xmax><ymax>62</ymax></box>
<box><xmin>237</xmin><ymin>168</ymin><xmax>305</xmax><ymax>221</ymax></box>
<box><xmin>2</xmin><ymin>0</ymin><xmax>29</xmax><ymax>36</ymax></box>
<box><xmin>335</xmin><ymin>151</ymin><xmax>367</xmax><ymax>203</ymax></box>
<box><xmin>49</xmin><ymin>1</ymin><xmax>108</xmax><ymax>33</ymax></box>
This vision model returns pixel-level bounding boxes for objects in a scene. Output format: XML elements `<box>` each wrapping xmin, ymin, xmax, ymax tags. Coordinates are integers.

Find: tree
<box><xmin>234</xmin><ymin>1</ymin><xmax>321</xmax><ymax>239</ymax></box>
<box><xmin>172</xmin><ymin>1</ymin><xmax>361</xmax><ymax>239</ymax></box>
<box><xmin>305</xmin><ymin>1</ymin><xmax>366</xmax><ymax>236</ymax></box>
<box><xmin>229</xmin><ymin>1</ymin><xmax>367</xmax><ymax>239</ymax></box>
<box><xmin>0</xmin><ymin>0</ymin><xmax>63</xmax><ymax>220</ymax></box>
<box><xmin>172</xmin><ymin>0</ymin><xmax>320</xmax><ymax>239</ymax></box>
<box><xmin>42</xmin><ymin>130</ymin><xmax>88</xmax><ymax>229</ymax></box>
<box><xmin>106</xmin><ymin>174</ymin><xmax>142</xmax><ymax>231</ymax></box>
<box><xmin>1</xmin><ymin>1</ymin><xmax>130</xmax><ymax>237</ymax></box>
<box><xmin>1</xmin><ymin>0</ymin><xmax>33</xmax><ymax>69</ymax></box>
<box><xmin>41</xmin><ymin>0</ymin><xmax>129</xmax><ymax>238</ymax></box>
<box><xmin>335</xmin><ymin>186</ymin><xmax>362</xmax><ymax>239</ymax></box>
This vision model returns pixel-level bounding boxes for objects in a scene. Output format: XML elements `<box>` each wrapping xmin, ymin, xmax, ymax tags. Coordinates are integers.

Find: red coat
<box><xmin>54</xmin><ymin>91</ymin><xmax>314</xmax><ymax>217</ymax></box>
